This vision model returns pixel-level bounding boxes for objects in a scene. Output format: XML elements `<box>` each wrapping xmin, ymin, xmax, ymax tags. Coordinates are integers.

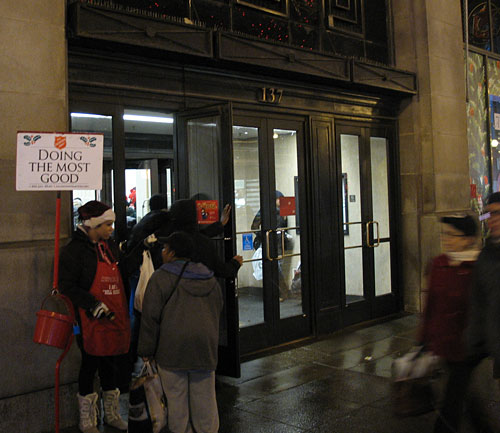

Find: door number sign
<box><xmin>258</xmin><ymin>87</ymin><xmax>283</xmax><ymax>104</ymax></box>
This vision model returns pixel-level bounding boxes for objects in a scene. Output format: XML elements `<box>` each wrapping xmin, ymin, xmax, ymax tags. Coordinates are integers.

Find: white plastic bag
<box><xmin>252</xmin><ymin>247</ymin><xmax>263</xmax><ymax>281</ymax></box>
<box><xmin>392</xmin><ymin>346</ymin><xmax>441</xmax><ymax>380</ymax></box>
<box><xmin>134</xmin><ymin>250</ymin><xmax>155</xmax><ymax>312</ymax></box>
<box><xmin>128</xmin><ymin>361</ymin><xmax>167</xmax><ymax>433</ymax></box>
<box><xmin>391</xmin><ymin>346</ymin><xmax>442</xmax><ymax>417</ymax></box>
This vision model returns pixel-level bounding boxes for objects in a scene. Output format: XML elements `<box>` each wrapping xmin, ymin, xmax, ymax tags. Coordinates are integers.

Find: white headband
<box><xmin>83</xmin><ymin>209</ymin><xmax>116</xmax><ymax>229</ymax></box>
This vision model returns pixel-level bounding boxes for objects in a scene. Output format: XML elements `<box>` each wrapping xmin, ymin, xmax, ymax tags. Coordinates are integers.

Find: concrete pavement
<box><xmin>58</xmin><ymin>314</ymin><xmax>500</xmax><ymax>433</ymax></box>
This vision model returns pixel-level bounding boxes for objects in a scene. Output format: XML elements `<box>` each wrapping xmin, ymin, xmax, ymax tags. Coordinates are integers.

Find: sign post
<box><xmin>17</xmin><ymin>131</ymin><xmax>104</xmax><ymax>433</ymax></box>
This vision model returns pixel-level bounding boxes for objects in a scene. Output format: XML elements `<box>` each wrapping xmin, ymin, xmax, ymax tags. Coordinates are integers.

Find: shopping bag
<box><xmin>252</xmin><ymin>247</ymin><xmax>263</xmax><ymax>281</ymax></box>
<box><xmin>135</xmin><ymin>250</ymin><xmax>155</xmax><ymax>312</ymax></box>
<box><xmin>391</xmin><ymin>346</ymin><xmax>441</xmax><ymax>417</ymax></box>
<box><xmin>128</xmin><ymin>361</ymin><xmax>167</xmax><ymax>433</ymax></box>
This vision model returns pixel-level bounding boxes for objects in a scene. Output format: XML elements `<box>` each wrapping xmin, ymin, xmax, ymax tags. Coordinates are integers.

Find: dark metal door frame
<box><xmin>175</xmin><ymin>103</ymin><xmax>241</xmax><ymax>377</ymax></box>
<box><xmin>335</xmin><ymin>120</ymin><xmax>399</xmax><ymax>326</ymax></box>
<box><xmin>233</xmin><ymin>112</ymin><xmax>311</xmax><ymax>355</ymax></box>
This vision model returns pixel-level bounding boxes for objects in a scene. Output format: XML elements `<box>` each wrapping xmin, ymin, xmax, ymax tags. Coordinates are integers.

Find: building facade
<box><xmin>0</xmin><ymin>0</ymin><xmax>473</xmax><ymax>431</ymax></box>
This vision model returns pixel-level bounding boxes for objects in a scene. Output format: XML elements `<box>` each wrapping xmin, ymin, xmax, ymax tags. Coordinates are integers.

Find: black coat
<box><xmin>127</xmin><ymin>209</ymin><xmax>226</xmax><ymax>272</ymax></box>
<box><xmin>59</xmin><ymin>228</ymin><xmax>130</xmax><ymax>313</ymax></box>
<box><xmin>166</xmin><ymin>199</ymin><xmax>241</xmax><ymax>279</ymax></box>
<box><xmin>467</xmin><ymin>239</ymin><xmax>500</xmax><ymax>375</ymax></box>
<box><xmin>126</xmin><ymin>210</ymin><xmax>170</xmax><ymax>271</ymax></box>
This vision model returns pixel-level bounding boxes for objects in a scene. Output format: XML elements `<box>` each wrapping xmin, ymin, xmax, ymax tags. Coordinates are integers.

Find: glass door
<box><xmin>70</xmin><ymin>108</ymin><xmax>174</xmax><ymax>237</ymax></box>
<box><xmin>175</xmin><ymin>104</ymin><xmax>240</xmax><ymax>377</ymax></box>
<box><xmin>232</xmin><ymin>115</ymin><xmax>310</xmax><ymax>354</ymax></box>
<box><xmin>337</xmin><ymin>124</ymin><xmax>397</xmax><ymax>325</ymax></box>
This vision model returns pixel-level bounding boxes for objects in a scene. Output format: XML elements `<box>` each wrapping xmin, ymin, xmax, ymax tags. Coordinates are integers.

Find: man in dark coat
<box><xmin>468</xmin><ymin>192</ymin><xmax>500</xmax><ymax>380</ymax></box>
<box><xmin>165</xmin><ymin>199</ymin><xmax>242</xmax><ymax>279</ymax></box>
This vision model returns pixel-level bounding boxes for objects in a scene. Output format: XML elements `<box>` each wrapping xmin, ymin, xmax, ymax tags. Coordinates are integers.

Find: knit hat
<box><xmin>440</xmin><ymin>214</ymin><xmax>477</xmax><ymax>237</ymax></box>
<box><xmin>169</xmin><ymin>199</ymin><xmax>198</xmax><ymax>227</ymax></box>
<box><xmin>149</xmin><ymin>194</ymin><xmax>166</xmax><ymax>211</ymax></box>
<box><xmin>78</xmin><ymin>200</ymin><xmax>115</xmax><ymax>229</ymax></box>
<box><xmin>486</xmin><ymin>192</ymin><xmax>500</xmax><ymax>206</ymax></box>
<box><xmin>161</xmin><ymin>231</ymin><xmax>195</xmax><ymax>259</ymax></box>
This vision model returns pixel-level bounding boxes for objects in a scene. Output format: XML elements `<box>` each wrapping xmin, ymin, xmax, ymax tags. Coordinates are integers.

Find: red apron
<box><xmin>79</xmin><ymin>242</ymin><xmax>131</xmax><ymax>356</ymax></box>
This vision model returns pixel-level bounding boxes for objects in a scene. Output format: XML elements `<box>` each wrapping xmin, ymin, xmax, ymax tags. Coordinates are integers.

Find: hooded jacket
<box><xmin>138</xmin><ymin>261</ymin><xmax>223</xmax><ymax>370</ymax></box>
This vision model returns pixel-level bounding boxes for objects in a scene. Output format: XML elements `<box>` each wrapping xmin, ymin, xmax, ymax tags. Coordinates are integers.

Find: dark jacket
<box><xmin>418</xmin><ymin>254</ymin><xmax>475</xmax><ymax>362</ymax></box>
<box><xmin>127</xmin><ymin>206</ymin><xmax>226</xmax><ymax>272</ymax></box>
<box><xmin>126</xmin><ymin>210</ymin><xmax>170</xmax><ymax>271</ymax></box>
<box><xmin>166</xmin><ymin>199</ymin><xmax>241</xmax><ymax>279</ymax></box>
<box><xmin>59</xmin><ymin>227</ymin><xmax>130</xmax><ymax>314</ymax></box>
<box><xmin>467</xmin><ymin>240</ymin><xmax>500</xmax><ymax>374</ymax></box>
<box><xmin>138</xmin><ymin>261</ymin><xmax>223</xmax><ymax>370</ymax></box>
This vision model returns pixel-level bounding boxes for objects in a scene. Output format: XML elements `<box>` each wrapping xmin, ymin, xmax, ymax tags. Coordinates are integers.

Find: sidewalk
<box><xmin>60</xmin><ymin>314</ymin><xmax>500</xmax><ymax>433</ymax></box>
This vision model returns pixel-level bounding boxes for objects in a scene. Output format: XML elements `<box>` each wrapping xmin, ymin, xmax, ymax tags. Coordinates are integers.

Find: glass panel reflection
<box><xmin>273</xmin><ymin>129</ymin><xmax>302</xmax><ymax>319</ymax></box>
<box><xmin>70</xmin><ymin>112</ymin><xmax>113</xmax><ymax>227</ymax></box>
<box><xmin>370</xmin><ymin>137</ymin><xmax>390</xmax><ymax>239</ymax></box>
<box><xmin>344</xmin><ymin>248</ymin><xmax>364</xmax><ymax>302</ymax></box>
<box><xmin>374</xmin><ymin>241</ymin><xmax>392</xmax><ymax>296</ymax></box>
<box><xmin>124</xmin><ymin>109</ymin><xmax>174</xmax><ymax>231</ymax></box>
<box><xmin>233</xmin><ymin>126</ymin><xmax>264</xmax><ymax>327</ymax></box>
<box><xmin>341</xmin><ymin>134</ymin><xmax>364</xmax><ymax>304</ymax></box>
<box><xmin>187</xmin><ymin>116</ymin><xmax>220</xmax><ymax>203</ymax></box>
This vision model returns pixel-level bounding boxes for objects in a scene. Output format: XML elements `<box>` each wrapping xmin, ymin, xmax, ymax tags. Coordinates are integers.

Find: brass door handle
<box><xmin>366</xmin><ymin>221</ymin><xmax>380</xmax><ymax>248</ymax></box>
<box><xmin>276</xmin><ymin>229</ymin><xmax>285</xmax><ymax>261</ymax></box>
<box><xmin>265</xmin><ymin>230</ymin><xmax>274</xmax><ymax>261</ymax></box>
<box><xmin>265</xmin><ymin>229</ymin><xmax>286</xmax><ymax>261</ymax></box>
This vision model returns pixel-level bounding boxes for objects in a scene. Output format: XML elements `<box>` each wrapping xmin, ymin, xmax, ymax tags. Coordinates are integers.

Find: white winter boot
<box><xmin>102</xmin><ymin>388</ymin><xmax>128</xmax><ymax>430</ymax></box>
<box><xmin>77</xmin><ymin>392</ymin><xmax>99</xmax><ymax>433</ymax></box>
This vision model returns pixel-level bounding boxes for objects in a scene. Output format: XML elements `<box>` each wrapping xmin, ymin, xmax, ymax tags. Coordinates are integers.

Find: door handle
<box><xmin>373</xmin><ymin>221</ymin><xmax>380</xmax><ymax>247</ymax></box>
<box><xmin>265</xmin><ymin>229</ymin><xmax>287</xmax><ymax>261</ymax></box>
<box><xmin>265</xmin><ymin>230</ymin><xmax>275</xmax><ymax>261</ymax></box>
<box><xmin>276</xmin><ymin>229</ymin><xmax>285</xmax><ymax>261</ymax></box>
<box><xmin>366</xmin><ymin>221</ymin><xmax>380</xmax><ymax>248</ymax></box>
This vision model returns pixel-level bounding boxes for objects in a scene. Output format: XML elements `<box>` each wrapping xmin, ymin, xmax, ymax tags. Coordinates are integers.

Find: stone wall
<box><xmin>393</xmin><ymin>0</ymin><xmax>469</xmax><ymax>312</ymax></box>
<box><xmin>0</xmin><ymin>1</ymin><xmax>79</xmax><ymax>431</ymax></box>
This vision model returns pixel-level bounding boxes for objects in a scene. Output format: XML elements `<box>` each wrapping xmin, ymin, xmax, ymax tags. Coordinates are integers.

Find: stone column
<box><xmin>393</xmin><ymin>0</ymin><xmax>469</xmax><ymax>312</ymax></box>
<box><xmin>0</xmin><ymin>1</ymin><xmax>78</xmax><ymax>431</ymax></box>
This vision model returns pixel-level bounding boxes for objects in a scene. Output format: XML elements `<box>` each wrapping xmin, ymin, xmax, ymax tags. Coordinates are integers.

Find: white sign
<box><xmin>16</xmin><ymin>132</ymin><xmax>104</xmax><ymax>191</ymax></box>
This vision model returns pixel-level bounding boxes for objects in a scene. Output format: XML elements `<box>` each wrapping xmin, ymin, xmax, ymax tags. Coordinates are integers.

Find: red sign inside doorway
<box><xmin>196</xmin><ymin>200</ymin><xmax>219</xmax><ymax>224</ymax></box>
<box><xmin>279</xmin><ymin>196</ymin><xmax>296</xmax><ymax>216</ymax></box>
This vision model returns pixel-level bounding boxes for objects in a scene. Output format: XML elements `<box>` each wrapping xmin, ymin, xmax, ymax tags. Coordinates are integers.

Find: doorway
<box><xmin>70</xmin><ymin>108</ymin><xmax>175</xmax><ymax>233</ymax></box>
<box><xmin>336</xmin><ymin>123</ymin><xmax>398</xmax><ymax>326</ymax></box>
<box><xmin>69</xmin><ymin>99</ymin><xmax>401</xmax><ymax>377</ymax></box>
<box><xmin>176</xmin><ymin>107</ymin><xmax>311</xmax><ymax>360</ymax></box>
<box><xmin>232</xmin><ymin>115</ymin><xmax>311</xmax><ymax>354</ymax></box>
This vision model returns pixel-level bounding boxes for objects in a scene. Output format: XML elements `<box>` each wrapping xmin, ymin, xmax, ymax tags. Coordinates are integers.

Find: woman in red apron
<box><xmin>59</xmin><ymin>200</ymin><xmax>131</xmax><ymax>433</ymax></box>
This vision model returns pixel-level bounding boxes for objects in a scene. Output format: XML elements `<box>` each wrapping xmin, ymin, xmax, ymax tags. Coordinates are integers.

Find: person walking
<box><xmin>418</xmin><ymin>214</ymin><xmax>480</xmax><ymax>433</ymax></box>
<box><xmin>468</xmin><ymin>191</ymin><xmax>500</xmax><ymax>424</ymax></box>
<box><xmin>138</xmin><ymin>231</ymin><xmax>223</xmax><ymax>433</ymax></box>
<box><xmin>59</xmin><ymin>200</ymin><xmax>130</xmax><ymax>433</ymax></box>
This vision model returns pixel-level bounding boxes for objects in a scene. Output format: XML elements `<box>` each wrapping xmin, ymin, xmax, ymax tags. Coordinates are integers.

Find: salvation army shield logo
<box><xmin>54</xmin><ymin>136</ymin><xmax>67</xmax><ymax>150</ymax></box>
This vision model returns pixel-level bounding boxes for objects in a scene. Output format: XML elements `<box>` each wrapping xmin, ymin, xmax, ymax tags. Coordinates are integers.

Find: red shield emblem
<box><xmin>54</xmin><ymin>136</ymin><xmax>66</xmax><ymax>150</ymax></box>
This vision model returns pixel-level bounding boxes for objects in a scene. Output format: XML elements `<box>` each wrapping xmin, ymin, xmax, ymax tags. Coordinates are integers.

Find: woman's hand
<box><xmin>221</xmin><ymin>204</ymin><xmax>232</xmax><ymax>226</ymax></box>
